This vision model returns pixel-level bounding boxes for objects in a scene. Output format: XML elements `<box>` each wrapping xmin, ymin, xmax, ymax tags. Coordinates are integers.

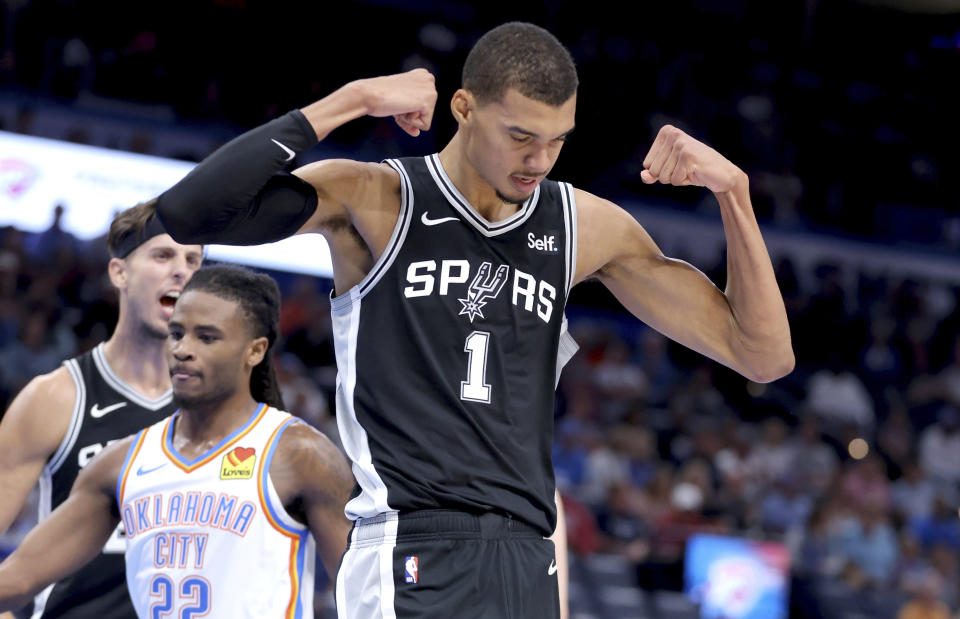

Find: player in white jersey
<box><xmin>120</xmin><ymin>403</ymin><xmax>315</xmax><ymax>616</ymax></box>
<box><xmin>0</xmin><ymin>266</ymin><xmax>354</xmax><ymax>618</ymax></box>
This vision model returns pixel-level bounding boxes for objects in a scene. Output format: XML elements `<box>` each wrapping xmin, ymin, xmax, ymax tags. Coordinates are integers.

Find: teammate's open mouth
<box><xmin>159</xmin><ymin>291</ymin><xmax>180</xmax><ymax>317</ymax></box>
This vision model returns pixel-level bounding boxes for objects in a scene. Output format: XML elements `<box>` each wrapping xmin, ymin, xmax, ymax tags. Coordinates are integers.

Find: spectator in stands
<box><xmin>788</xmin><ymin>415</ymin><xmax>838</xmax><ymax>496</ymax></box>
<box><xmin>0</xmin><ymin>250</ymin><xmax>20</xmax><ymax>349</ymax></box>
<box><xmin>609</xmin><ymin>424</ymin><xmax>659</xmax><ymax>490</ymax></box>
<box><xmin>634</xmin><ymin>328</ymin><xmax>679</xmax><ymax>407</ymax></box>
<box><xmin>596</xmin><ymin>481</ymin><xmax>652</xmax><ymax>563</ymax></box>
<box><xmin>0</xmin><ymin>308</ymin><xmax>74</xmax><ymax>394</ymax></box>
<box><xmin>744</xmin><ymin>417</ymin><xmax>795</xmax><ymax>496</ymax></box>
<box><xmin>805</xmin><ymin>352</ymin><xmax>875</xmax><ymax>433</ymax></box>
<box><xmin>759</xmin><ymin>475</ymin><xmax>813</xmax><ymax>534</ymax></box>
<box><xmin>918</xmin><ymin>405</ymin><xmax>960</xmax><ymax>488</ymax></box>
<box><xmin>592</xmin><ymin>339</ymin><xmax>648</xmax><ymax>421</ymax></box>
<box><xmin>841</xmin><ymin>455</ymin><xmax>892</xmax><ymax>514</ymax></box>
<box><xmin>23</xmin><ymin>204</ymin><xmax>77</xmax><ymax>269</ymax></box>
<box><xmin>927</xmin><ymin>544</ymin><xmax>959</xmax><ymax>609</ymax></box>
<box><xmin>860</xmin><ymin>313</ymin><xmax>904</xmax><ymax>399</ymax></box>
<box><xmin>845</xmin><ymin>504</ymin><xmax>899</xmax><ymax>585</ymax></box>
<box><xmin>796</xmin><ymin>498</ymin><xmax>848</xmax><ymax>578</ymax></box>
<box><xmin>907</xmin><ymin>332</ymin><xmax>960</xmax><ymax>410</ymax></box>
<box><xmin>552</xmin><ymin>420</ymin><xmax>593</xmax><ymax>494</ymax></box>
<box><xmin>274</xmin><ymin>352</ymin><xmax>331</xmax><ymax>433</ymax></box>
<box><xmin>877</xmin><ymin>405</ymin><xmax>917</xmax><ymax>479</ymax></box>
<box><xmin>909</xmin><ymin>493</ymin><xmax>960</xmax><ymax>553</ymax></box>
<box><xmin>892</xmin><ymin>460</ymin><xmax>938</xmax><ymax>523</ymax></box>
<box><xmin>580</xmin><ymin>428</ymin><xmax>628</xmax><ymax>509</ymax></box>
<box><xmin>894</xmin><ymin>531</ymin><xmax>933</xmax><ymax>594</ymax></box>
<box><xmin>897</xmin><ymin>568</ymin><xmax>951</xmax><ymax>619</ymax></box>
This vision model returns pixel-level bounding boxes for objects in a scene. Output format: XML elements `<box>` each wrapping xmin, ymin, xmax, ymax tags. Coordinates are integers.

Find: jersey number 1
<box><xmin>461</xmin><ymin>331</ymin><xmax>492</xmax><ymax>403</ymax></box>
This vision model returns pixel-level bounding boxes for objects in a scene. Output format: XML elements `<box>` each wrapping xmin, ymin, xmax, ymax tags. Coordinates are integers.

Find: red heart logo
<box><xmin>232</xmin><ymin>447</ymin><xmax>255</xmax><ymax>463</ymax></box>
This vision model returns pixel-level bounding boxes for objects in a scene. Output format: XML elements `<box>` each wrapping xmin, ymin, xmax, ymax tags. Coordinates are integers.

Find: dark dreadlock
<box><xmin>182</xmin><ymin>265</ymin><xmax>286</xmax><ymax>410</ymax></box>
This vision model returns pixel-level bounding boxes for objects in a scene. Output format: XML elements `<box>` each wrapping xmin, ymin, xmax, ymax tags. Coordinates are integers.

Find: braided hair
<box><xmin>181</xmin><ymin>265</ymin><xmax>286</xmax><ymax>410</ymax></box>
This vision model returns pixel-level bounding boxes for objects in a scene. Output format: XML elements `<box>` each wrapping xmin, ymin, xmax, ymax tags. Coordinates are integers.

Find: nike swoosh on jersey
<box><xmin>136</xmin><ymin>463</ymin><xmax>167</xmax><ymax>476</ymax></box>
<box><xmin>548</xmin><ymin>560</ymin><xmax>558</xmax><ymax>576</ymax></box>
<box><xmin>421</xmin><ymin>212</ymin><xmax>459</xmax><ymax>226</ymax></box>
<box><xmin>271</xmin><ymin>138</ymin><xmax>296</xmax><ymax>162</ymax></box>
<box><xmin>90</xmin><ymin>402</ymin><xmax>128</xmax><ymax>418</ymax></box>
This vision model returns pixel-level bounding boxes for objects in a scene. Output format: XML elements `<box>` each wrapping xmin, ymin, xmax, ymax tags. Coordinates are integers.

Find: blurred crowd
<box><xmin>1</xmin><ymin>0</ymin><xmax>958</xmax><ymax>248</ymax></box>
<box><xmin>2</xmin><ymin>206</ymin><xmax>960</xmax><ymax>617</ymax></box>
<box><xmin>555</xmin><ymin>256</ymin><xmax>960</xmax><ymax>616</ymax></box>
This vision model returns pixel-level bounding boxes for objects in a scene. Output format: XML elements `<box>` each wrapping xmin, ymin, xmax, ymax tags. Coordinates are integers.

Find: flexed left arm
<box><xmin>575</xmin><ymin>126</ymin><xmax>794</xmax><ymax>383</ymax></box>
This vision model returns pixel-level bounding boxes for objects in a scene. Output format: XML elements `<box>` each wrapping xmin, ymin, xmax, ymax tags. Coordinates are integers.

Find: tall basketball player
<box><xmin>155</xmin><ymin>22</ymin><xmax>794</xmax><ymax>618</ymax></box>
<box><xmin>0</xmin><ymin>204</ymin><xmax>202</xmax><ymax>619</ymax></box>
<box><xmin>0</xmin><ymin>265</ymin><xmax>354</xmax><ymax>618</ymax></box>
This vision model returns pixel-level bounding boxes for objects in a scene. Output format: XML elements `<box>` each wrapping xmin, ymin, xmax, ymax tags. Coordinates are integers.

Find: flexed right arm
<box><xmin>156</xmin><ymin>69</ymin><xmax>437</xmax><ymax>246</ymax></box>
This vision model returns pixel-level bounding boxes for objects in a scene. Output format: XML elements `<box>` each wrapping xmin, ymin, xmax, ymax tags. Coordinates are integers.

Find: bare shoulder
<box><xmin>572</xmin><ymin>187</ymin><xmax>660</xmax><ymax>285</ymax></box>
<box><xmin>0</xmin><ymin>365</ymin><xmax>77</xmax><ymax>459</ymax></box>
<box><xmin>293</xmin><ymin>159</ymin><xmax>399</xmax><ymax>192</ymax></box>
<box><xmin>271</xmin><ymin>419</ymin><xmax>353</xmax><ymax>503</ymax></box>
<box><xmin>293</xmin><ymin>159</ymin><xmax>401</xmax><ymax>230</ymax></box>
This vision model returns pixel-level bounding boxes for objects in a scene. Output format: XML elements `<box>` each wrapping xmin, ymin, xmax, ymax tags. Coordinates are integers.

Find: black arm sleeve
<box><xmin>156</xmin><ymin>110</ymin><xmax>320</xmax><ymax>245</ymax></box>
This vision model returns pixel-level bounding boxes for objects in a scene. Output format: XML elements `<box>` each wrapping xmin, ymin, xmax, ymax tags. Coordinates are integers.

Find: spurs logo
<box><xmin>458</xmin><ymin>262</ymin><xmax>509</xmax><ymax>322</ymax></box>
<box><xmin>403</xmin><ymin>259</ymin><xmax>556</xmax><ymax>324</ymax></box>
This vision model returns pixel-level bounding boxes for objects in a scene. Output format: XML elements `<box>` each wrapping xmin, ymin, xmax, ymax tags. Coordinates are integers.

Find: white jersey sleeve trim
<box><xmin>259</xmin><ymin>417</ymin><xmax>310</xmax><ymax>535</ymax></box>
<box><xmin>46</xmin><ymin>358</ymin><xmax>85</xmax><ymax>475</ymax></box>
<box><xmin>331</xmin><ymin>290</ymin><xmax>394</xmax><ymax>519</ymax></box>
<box><xmin>556</xmin><ymin>316</ymin><xmax>580</xmax><ymax>387</ymax></box>
<box><xmin>560</xmin><ymin>182</ymin><xmax>578</xmax><ymax>295</ymax></box>
<box><xmin>92</xmin><ymin>343</ymin><xmax>172</xmax><ymax>410</ymax></box>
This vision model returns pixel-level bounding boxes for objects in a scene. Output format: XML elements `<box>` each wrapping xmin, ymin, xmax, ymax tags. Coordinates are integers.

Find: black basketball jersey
<box><xmin>32</xmin><ymin>343</ymin><xmax>175</xmax><ymax>619</ymax></box>
<box><xmin>331</xmin><ymin>154</ymin><xmax>579</xmax><ymax>536</ymax></box>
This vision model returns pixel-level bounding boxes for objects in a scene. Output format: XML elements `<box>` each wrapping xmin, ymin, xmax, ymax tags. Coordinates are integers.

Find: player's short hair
<box><xmin>462</xmin><ymin>22</ymin><xmax>578</xmax><ymax>106</ymax></box>
<box><xmin>108</xmin><ymin>200</ymin><xmax>160</xmax><ymax>258</ymax></box>
<box><xmin>182</xmin><ymin>265</ymin><xmax>286</xmax><ymax>410</ymax></box>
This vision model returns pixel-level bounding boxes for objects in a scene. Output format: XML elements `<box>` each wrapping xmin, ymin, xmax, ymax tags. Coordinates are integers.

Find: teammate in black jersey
<box><xmin>0</xmin><ymin>203</ymin><xmax>202</xmax><ymax>618</ymax></box>
<box><xmin>155</xmin><ymin>22</ymin><xmax>794</xmax><ymax>619</ymax></box>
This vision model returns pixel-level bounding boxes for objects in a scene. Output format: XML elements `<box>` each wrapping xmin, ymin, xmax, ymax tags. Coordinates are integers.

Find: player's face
<box><xmin>166</xmin><ymin>290</ymin><xmax>264</xmax><ymax>410</ymax></box>
<box><xmin>466</xmin><ymin>88</ymin><xmax>576</xmax><ymax>204</ymax></box>
<box><xmin>118</xmin><ymin>235</ymin><xmax>203</xmax><ymax>338</ymax></box>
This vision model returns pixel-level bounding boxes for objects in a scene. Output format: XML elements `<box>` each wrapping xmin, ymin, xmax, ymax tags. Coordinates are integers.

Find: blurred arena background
<box><xmin>1</xmin><ymin>1</ymin><xmax>959</xmax><ymax>617</ymax></box>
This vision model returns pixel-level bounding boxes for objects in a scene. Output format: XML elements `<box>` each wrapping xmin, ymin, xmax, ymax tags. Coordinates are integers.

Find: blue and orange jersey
<box><xmin>117</xmin><ymin>404</ymin><xmax>315</xmax><ymax>618</ymax></box>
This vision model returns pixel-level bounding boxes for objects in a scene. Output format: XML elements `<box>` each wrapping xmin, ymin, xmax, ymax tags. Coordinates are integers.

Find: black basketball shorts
<box><xmin>335</xmin><ymin>510</ymin><xmax>560</xmax><ymax>618</ymax></box>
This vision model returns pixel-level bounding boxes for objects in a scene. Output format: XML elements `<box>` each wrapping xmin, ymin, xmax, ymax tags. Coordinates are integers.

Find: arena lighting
<box><xmin>848</xmin><ymin>438</ymin><xmax>870</xmax><ymax>460</ymax></box>
<box><xmin>0</xmin><ymin>130</ymin><xmax>334</xmax><ymax>277</ymax></box>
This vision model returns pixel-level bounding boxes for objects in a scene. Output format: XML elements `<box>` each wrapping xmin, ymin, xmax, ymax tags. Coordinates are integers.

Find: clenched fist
<box><xmin>354</xmin><ymin>68</ymin><xmax>438</xmax><ymax>137</ymax></box>
<box><xmin>641</xmin><ymin>125</ymin><xmax>745</xmax><ymax>194</ymax></box>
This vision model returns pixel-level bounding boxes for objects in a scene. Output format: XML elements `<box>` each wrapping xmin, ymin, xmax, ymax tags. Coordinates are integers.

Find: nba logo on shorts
<box><xmin>404</xmin><ymin>556</ymin><xmax>419</xmax><ymax>584</ymax></box>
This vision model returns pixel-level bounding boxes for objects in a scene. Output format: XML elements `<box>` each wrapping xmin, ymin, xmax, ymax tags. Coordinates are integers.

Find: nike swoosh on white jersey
<box><xmin>136</xmin><ymin>463</ymin><xmax>167</xmax><ymax>476</ymax></box>
<box><xmin>547</xmin><ymin>560</ymin><xmax>558</xmax><ymax>576</ymax></box>
<box><xmin>271</xmin><ymin>138</ymin><xmax>296</xmax><ymax>162</ymax></box>
<box><xmin>421</xmin><ymin>212</ymin><xmax>459</xmax><ymax>226</ymax></box>
<box><xmin>90</xmin><ymin>402</ymin><xmax>128</xmax><ymax>418</ymax></box>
